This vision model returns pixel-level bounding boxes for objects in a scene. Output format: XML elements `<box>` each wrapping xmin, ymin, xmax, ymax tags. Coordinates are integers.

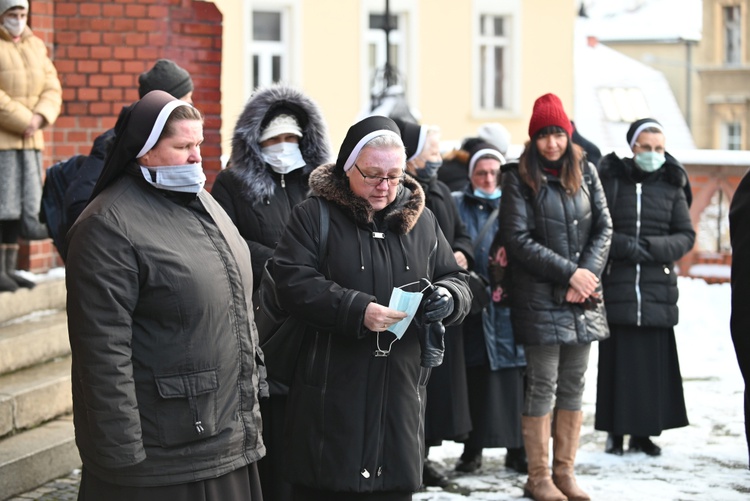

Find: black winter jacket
<box><xmin>212</xmin><ymin>84</ymin><xmax>331</xmax><ymax>289</ymax></box>
<box><xmin>499</xmin><ymin>161</ymin><xmax>612</xmax><ymax>346</ymax></box>
<box><xmin>272</xmin><ymin>164</ymin><xmax>471</xmax><ymax>493</ymax></box>
<box><xmin>598</xmin><ymin>152</ymin><xmax>695</xmax><ymax>327</ymax></box>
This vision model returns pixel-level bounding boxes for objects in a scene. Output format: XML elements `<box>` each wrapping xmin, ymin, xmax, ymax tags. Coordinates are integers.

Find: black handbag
<box><xmin>255</xmin><ymin>197</ymin><xmax>329</xmax><ymax>384</ymax></box>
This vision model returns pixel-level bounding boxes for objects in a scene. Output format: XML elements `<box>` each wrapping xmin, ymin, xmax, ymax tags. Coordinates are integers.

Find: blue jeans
<box><xmin>523</xmin><ymin>343</ymin><xmax>591</xmax><ymax>416</ymax></box>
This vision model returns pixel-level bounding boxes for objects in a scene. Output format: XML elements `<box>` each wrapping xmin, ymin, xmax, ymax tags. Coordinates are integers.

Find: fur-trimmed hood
<box><xmin>309</xmin><ymin>163</ymin><xmax>425</xmax><ymax>235</ymax></box>
<box><xmin>228</xmin><ymin>84</ymin><xmax>332</xmax><ymax>204</ymax></box>
<box><xmin>598</xmin><ymin>151</ymin><xmax>688</xmax><ymax>189</ymax></box>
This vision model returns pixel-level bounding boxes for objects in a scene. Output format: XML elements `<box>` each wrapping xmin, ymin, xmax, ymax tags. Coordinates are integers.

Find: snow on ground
<box><xmin>416</xmin><ymin>277</ymin><xmax>750</xmax><ymax>500</ymax></box>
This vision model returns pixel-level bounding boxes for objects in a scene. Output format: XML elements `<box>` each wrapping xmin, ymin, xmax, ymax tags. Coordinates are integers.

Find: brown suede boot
<box><xmin>522</xmin><ymin>414</ymin><xmax>567</xmax><ymax>501</ymax></box>
<box><xmin>552</xmin><ymin>409</ymin><xmax>590</xmax><ymax>501</ymax></box>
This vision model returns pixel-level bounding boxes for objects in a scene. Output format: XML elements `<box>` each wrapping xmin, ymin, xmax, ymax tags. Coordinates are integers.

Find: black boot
<box><xmin>505</xmin><ymin>446</ymin><xmax>528</xmax><ymax>473</ymax></box>
<box><xmin>455</xmin><ymin>448</ymin><xmax>482</xmax><ymax>473</ymax></box>
<box><xmin>422</xmin><ymin>459</ymin><xmax>450</xmax><ymax>487</ymax></box>
<box><xmin>5</xmin><ymin>244</ymin><xmax>36</xmax><ymax>289</ymax></box>
<box><xmin>605</xmin><ymin>433</ymin><xmax>624</xmax><ymax>455</ymax></box>
<box><xmin>0</xmin><ymin>244</ymin><xmax>19</xmax><ymax>292</ymax></box>
<box><xmin>629</xmin><ymin>436</ymin><xmax>661</xmax><ymax>456</ymax></box>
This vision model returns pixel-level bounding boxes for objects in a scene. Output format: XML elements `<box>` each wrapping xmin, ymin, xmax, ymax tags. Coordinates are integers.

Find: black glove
<box><xmin>421</xmin><ymin>285</ymin><xmax>454</xmax><ymax>323</ymax></box>
<box><xmin>418</xmin><ymin>321</ymin><xmax>445</xmax><ymax>368</ymax></box>
<box><xmin>629</xmin><ymin>238</ymin><xmax>654</xmax><ymax>264</ymax></box>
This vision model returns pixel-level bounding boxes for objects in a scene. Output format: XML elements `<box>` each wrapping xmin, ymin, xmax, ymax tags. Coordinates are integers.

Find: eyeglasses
<box><xmin>634</xmin><ymin>143</ymin><xmax>665</xmax><ymax>154</ymax></box>
<box><xmin>473</xmin><ymin>170</ymin><xmax>499</xmax><ymax>178</ymax></box>
<box><xmin>354</xmin><ymin>164</ymin><xmax>404</xmax><ymax>187</ymax></box>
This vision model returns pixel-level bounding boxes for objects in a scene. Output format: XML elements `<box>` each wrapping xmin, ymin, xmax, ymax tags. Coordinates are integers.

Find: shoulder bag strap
<box><xmin>473</xmin><ymin>206</ymin><xmax>499</xmax><ymax>254</ymax></box>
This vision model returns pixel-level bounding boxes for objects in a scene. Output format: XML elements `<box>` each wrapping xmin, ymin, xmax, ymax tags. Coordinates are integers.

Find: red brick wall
<box><xmin>20</xmin><ymin>0</ymin><xmax>223</xmax><ymax>272</ymax></box>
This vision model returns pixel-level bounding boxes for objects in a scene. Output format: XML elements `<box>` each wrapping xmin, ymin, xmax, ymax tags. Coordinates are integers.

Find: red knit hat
<box><xmin>528</xmin><ymin>93</ymin><xmax>573</xmax><ymax>138</ymax></box>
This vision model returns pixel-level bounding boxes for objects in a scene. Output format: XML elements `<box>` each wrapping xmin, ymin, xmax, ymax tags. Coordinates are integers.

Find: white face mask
<box><xmin>261</xmin><ymin>142</ymin><xmax>306</xmax><ymax>174</ymax></box>
<box><xmin>140</xmin><ymin>163</ymin><xmax>206</xmax><ymax>194</ymax></box>
<box><xmin>3</xmin><ymin>17</ymin><xmax>25</xmax><ymax>37</ymax></box>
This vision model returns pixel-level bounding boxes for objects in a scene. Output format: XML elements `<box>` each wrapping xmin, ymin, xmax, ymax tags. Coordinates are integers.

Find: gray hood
<box><xmin>228</xmin><ymin>84</ymin><xmax>332</xmax><ymax>203</ymax></box>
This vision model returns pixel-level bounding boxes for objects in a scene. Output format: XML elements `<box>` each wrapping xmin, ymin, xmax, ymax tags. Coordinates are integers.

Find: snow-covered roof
<box><xmin>574</xmin><ymin>18</ymin><xmax>696</xmax><ymax>154</ymax></box>
<box><xmin>582</xmin><ymin>0</ymin><xmax>702</xmax><ymax>43</ymax></box>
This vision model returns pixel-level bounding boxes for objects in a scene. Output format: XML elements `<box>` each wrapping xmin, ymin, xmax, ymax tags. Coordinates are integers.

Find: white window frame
<box><xmin>360</xmin><ymin>0</ymin><xmax>418</xmax><ymax>113</ymax></box>
<box><xmin>472</xmin><ymin>0</ymin><xmax>521</xmax><ymax>117</ymax></box>
<box><xmin>246</xmin><ymin>0</ymin><xmax>301</xmax><ymax>100</ymax></box>
<box><xmin>723</xmin><ymin>4</ymin><xmax>742</xmax><ymax>66</ymax></box>
<box><xmin>721</xmin><ymin>121</ymin><xmax>742</xmax><ymax>150</ymax></box>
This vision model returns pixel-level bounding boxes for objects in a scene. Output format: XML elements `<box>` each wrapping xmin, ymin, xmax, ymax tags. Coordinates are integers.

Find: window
<box><xmin>724</xmin><ymin>5</ymin><xmax>742</xmax><ymax>65</ymax></box>
<box><xmin>721</xmin><ymin>121</ymin><xmax>742</xmax><ymax>150</ymax></box>
<box><xmin>597</xmin><ymin>87</ymin><xmax>651</xmax><ymax>123</ymax></box>
<box><xmin>251</xmin><ymin>9</ymin><xmax>288</xmax><ymax>89</ymax></box>
<box><xmin>478</xmin><ymin>14</ymin><xmax>509</xmax><ymax>110</ymax></box>
<box><xmin>473</xmin><ymin>0</ymin><xmax>520</xmax><ymax>115</ymax></box>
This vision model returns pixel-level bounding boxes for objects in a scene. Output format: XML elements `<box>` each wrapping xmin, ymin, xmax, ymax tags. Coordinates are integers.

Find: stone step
<box><xmin>0</xmin><ymin>310</ymin><xmax>70</xmax><ymax>375</ymax></box>
<box><xmin>0</xmin><ymin>356</ymin><xmax>72</xmax><ymax>438</ymax></box>
<box><xmin>0</xmin><ymin>416</ymin><xmax>79</xmax><ymax>501</ymax></box>
<box><xmin>0</xmin><ymin>277</ymin><xmax>66</xmax><ymax>325</ymax></box>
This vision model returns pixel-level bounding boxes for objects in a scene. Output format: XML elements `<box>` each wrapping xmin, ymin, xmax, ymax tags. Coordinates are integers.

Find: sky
<box><xmin>414</xmin><ymin>275</ymin><xmax>750</xmax><ymax>500</ymax></box>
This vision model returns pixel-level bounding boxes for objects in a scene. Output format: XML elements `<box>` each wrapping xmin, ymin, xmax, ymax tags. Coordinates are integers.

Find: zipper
<box><xmin>635</xmin><ymin>183</ymin><xmax>642</xmax><ymax>327</ymax></box>
<box><xmin>280</xmin><ymin>173</ymin><xmax>286</xmax><ymax>188</ymax></box>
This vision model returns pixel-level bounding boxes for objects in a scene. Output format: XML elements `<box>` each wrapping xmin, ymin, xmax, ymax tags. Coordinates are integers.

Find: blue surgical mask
<box><xmin>387</xmin><ymin>287</ymin><xmax>424</xmax><ymax>339</ymax></box>
<box><xmin>261</xmin><ymin>142</ymin><xmax>306</xmax><ymax>174</ymax></box>
<box><xmin>473</xmin><ymin>188</ymin><xmax>502</xmax><ymax>200</ymax></box>
<box><xmin>415</xmin><ymin>160</ymin><xmax>442</xmax><ymax>182</ymax></box>
<box><xmin>634</xmin><ymin>152</ymin><xmax>666</xmax><ymax>173</ymax></box>
<box><xmin>140</xmin><ymin>163</ymin><xmax>206</xmax><ymax>193</ymax></box>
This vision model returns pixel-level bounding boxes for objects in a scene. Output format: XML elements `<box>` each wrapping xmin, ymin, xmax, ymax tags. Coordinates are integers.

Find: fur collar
<box><xmin>598</xmin><ymin>151</ymin><xmax>688</xmax><ymax>188</ymax></box>
<box><xmin>309</xmin><ymin>163</ymin><xmax>425</xmax><ymax>235</ymax></box>
<box><xmin>226</xmin><ymin>84</ymin><xmax>332</xmax><ymax>205</ymax></box>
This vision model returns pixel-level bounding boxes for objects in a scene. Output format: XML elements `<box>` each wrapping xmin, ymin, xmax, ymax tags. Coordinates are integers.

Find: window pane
<box><xmin>724</xmin><ymin>6</ymin><xmax>741</xmax><ymax>64</ymax></box>
<box><xmin>369</xmin><ymin>14</ymin><xmax>398</xmax><ymax>30</ymax></box>
<box><xmin>494</xmin><ymin>17</ymin><xmax>504</xmax><ymax>37</ymax></box>
<box><xmin>272</xmin><ymin>55</ymin><xmax>281</xmax><ymax>83</ymax></box>
<box><xmin>253</xmin><ymin>55</ymin><xmax>259</xmax><ymax>89</ymax></box>
<box><xmin>480</xmin><ymin>45</ymin><xmax>487</xmax><ymax>109</ymax></box>
<box><xmin>494</xmin><ymin>47</ymin><xmax>504</xmax><ymax>107</ymax></box>
<box><xmin>254</xmin><ymin>11</ymin><xmax>281</xmax><ymax>41</ymax></box>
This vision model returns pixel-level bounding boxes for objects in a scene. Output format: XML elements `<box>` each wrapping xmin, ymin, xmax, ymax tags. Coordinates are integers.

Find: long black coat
<box><xmin>598</xmin><ymin>153</ymin><xmax>695</xmax><ymax>327</ymax></box>
<box><xmin>272</xmin><ymin>165</ymin><xmax>471</xmax><ymax>493</ymax></box>
<box><xmin>499</xmin><ymin>160</ymin><xmax>612</xmax><ymax>346</ymax></box>
<box><xmin>418</xmin><ymin>176</ymin><xmax>474</xmax><ymax>443</ymax></box>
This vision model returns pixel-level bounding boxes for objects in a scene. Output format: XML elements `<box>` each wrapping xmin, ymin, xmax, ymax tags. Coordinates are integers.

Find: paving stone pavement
<box><xmin>6</xmin><ymin>469</ymin><xmax>81</xmax><ymax>501</ymax></box>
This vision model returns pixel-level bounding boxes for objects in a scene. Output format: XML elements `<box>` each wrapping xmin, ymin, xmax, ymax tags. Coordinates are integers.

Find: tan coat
<box><xmin>0</xmin><ymin>25</ymin><xmax>62</xmax><ymax>151</ymax></box>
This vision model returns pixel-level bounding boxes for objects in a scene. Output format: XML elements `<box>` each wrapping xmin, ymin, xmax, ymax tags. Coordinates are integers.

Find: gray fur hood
<box><xmin>228</xmin><ymin>84</ymin><xmax>332</xmax><ymax>202</ymax></box>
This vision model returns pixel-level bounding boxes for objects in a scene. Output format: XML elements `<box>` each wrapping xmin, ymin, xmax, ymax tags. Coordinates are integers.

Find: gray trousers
<box><xmin>523</xmin><ymin>343</ymin><xmax>591</xmax><ymax>416</ymax></box>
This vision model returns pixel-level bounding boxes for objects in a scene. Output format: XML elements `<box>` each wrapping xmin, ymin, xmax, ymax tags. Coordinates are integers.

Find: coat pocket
<box><xmin>154</xmin><ymin>369</ymin><xmax>219</xmax><ymax>447</ymax></box>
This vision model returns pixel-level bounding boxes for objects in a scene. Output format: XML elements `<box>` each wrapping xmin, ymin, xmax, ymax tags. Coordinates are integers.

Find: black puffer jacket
<box><xmin>598</xmin><ymin>152</ymin><xmax>695</xmax><ymax>327</ymax></box>
<box><xmin>499</xmin><ymin>160</ymin><xmax>612</xmax><ymax>346</ymax></box>
<box><xmin>272</xmin><ymin>164</ymin><xmax>471</xmax><ymax>493</ymax></box>
<box><xmin>211</xmin><ymin>84</ymin><xmax>331</xmax><ymax>289</ymax></box>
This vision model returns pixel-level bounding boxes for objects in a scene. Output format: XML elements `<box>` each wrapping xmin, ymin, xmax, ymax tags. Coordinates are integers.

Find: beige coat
<box><xmin>0</xmin><ymin>25</ymin><xmax>62</xmax><ymax>151</ymax></box>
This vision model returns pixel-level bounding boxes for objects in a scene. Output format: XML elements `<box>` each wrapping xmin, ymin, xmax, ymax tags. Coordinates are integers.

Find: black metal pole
<box><xmin>383</xmin><ymin>0</ymin><xmax>394</xmax><ymax>88</ymax></box>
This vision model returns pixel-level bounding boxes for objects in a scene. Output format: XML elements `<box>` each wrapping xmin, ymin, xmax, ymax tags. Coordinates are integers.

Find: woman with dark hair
<box><xmin>499</xmin><ymin>94</ymin><xmax>612</xmax><ymax>501</ymax></box>
<box><xmin>595</xmin><ymin>118</ymin><xmax>694</xmax><ymax>457</ymax></box>
<box><xmin>66</xmin><ymin>91</ymin><xmax>265</xmax><ymax>501</ymax></box>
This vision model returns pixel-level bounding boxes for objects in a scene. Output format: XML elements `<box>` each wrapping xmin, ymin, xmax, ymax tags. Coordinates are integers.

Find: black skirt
<box><xmin>77</xmin><ymin>463</ymin><xmax>263</xmax><ymax>501</ymax></box>
<box><xmin>595</xmin><ymin>324</ymin><xmax>689</xmax><ymax>436</ymax></box>
<box><xmin>424</xmin><ymin>324</ymin><xmax>472</xmax><ymax>444</ymax></box>
<box><xmin>259</xmin><ymin>394</ymin><xmax>292</xmax><ymax>501</ymax></box>
<box><xmin>462</xmin><ymin>364</ymin><xmax>525</xmax><ymax>449</ymax></box>
<box><xmin>292</xmin><ymin>485</ymin><xmax>411</xmax><ymax>501</ymax></box>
